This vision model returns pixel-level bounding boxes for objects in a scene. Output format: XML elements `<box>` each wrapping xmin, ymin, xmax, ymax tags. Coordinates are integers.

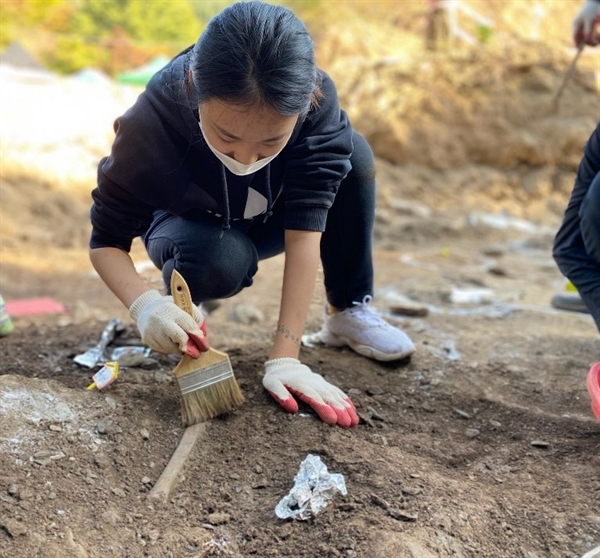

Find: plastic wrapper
<box><xmin>275</xmin><ymin>454</ymin><xmax>347</xmax><ymax>520</ymax></box>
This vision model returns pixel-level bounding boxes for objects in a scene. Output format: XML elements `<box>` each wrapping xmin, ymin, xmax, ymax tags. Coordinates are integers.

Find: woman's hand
<box><xmin>263</xmin><ymin>357</ymin><xmax>359</xmax><ymax>428</ymax></box>
<box><xmin>129</xmin><ymin>290</ymin><xmax>208</xmax><ymax>357</ymax></box>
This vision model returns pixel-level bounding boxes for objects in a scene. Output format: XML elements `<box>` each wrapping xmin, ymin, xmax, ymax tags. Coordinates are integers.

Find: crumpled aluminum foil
<box><xmin>73</xmin><ymin>319</ymin><xmax>125</xmax><ymax>368</ymax></box>
<box><xmin>275</xmin><ymin>454</ymin><xmax>347</xmax><ymax>520</ymax></box>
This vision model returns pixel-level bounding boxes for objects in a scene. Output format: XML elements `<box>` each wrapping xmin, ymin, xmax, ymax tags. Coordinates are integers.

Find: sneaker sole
<box><xmin>321</xmin><ymin>330</ymin><xmax>415</xmax><ymax>362</ymax></box>
<box><xmin>347</xmin><ymin>340</ymin><xmax>415</xmax><ymax>362</ymax></box>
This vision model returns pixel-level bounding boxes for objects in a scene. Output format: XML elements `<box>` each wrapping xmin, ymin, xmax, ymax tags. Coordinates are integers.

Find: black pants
<box><xmin>143</xmin><ymin>131</ymin><xmax>375</xmax><ymax>311</ymax></box>
<box><xmin>553</xmin><ymin>171</ymin><xmax>600</xmax><ymax>332</ymax></box>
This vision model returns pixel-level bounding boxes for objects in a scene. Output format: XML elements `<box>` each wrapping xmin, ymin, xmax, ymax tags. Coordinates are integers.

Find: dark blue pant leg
<box><xmin>553</xmin><ymin>172</ymin><xmax>600</xmax><ymax>331</ymax></box>
<box><xmin>143</xmin><ymin>212</ymin><xmax>260</xmax><ymax>304</ymax></box>
<box><xmin>320</xmin><ymin>131</ymin><xmax>375</xmax><ymax>309</ymax></box>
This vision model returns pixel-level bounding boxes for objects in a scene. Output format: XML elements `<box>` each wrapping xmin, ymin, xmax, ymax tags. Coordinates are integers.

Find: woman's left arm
<box><xmin>270</xmin><ymin>229</ymin><xmax>321</xmax><ymax>359</ymax></box>
<box><xmin>263</xmin><ymin>229</ymin><xmax>359</xmax><ymax>428</ymax></box>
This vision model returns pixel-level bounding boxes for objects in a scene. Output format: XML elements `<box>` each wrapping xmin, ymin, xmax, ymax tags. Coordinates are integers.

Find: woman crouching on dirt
<box><xmin>88</xmin><ymin>1</ymin><xmax>415</xmax><ymax>428</ymax></box>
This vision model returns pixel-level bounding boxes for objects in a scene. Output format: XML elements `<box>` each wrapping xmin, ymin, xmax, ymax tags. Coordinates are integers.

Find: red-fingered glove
<box><xmin>129</xmin><ymin>290</ymin><xmax>209</xmax><ymax>357</ymax></box>
<box><xmin>573</xmin><ymin>1</ymin><xmax>600</xmax><ymax>47</ymax></box>
<box><xmin>263</xmin><ymin>358</ymin><xmax>359</xmax><ymax>428</ymax></box>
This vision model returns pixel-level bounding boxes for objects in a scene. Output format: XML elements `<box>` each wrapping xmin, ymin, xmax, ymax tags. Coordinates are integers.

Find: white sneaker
<box><xmin>312</xmin><ymin>295</ymin><xmax>415</xmax><ymax>362</ymax></box>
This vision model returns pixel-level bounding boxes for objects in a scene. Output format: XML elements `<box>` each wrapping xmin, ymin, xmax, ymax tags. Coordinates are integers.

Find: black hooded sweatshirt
<box><xmin>90</xmin><ymin>48</ymin><xmax>354</xmax><ymax>252</ymax></box>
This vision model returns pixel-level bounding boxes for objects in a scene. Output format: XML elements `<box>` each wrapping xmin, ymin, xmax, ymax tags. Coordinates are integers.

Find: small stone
<box><xmin>488</xmin><ymin>266</ymin><xmax>509</xmax><ymax>277</ymax></box>
<box><xmin>229</xmin><ymin>473</ymin><xmax>240</xmax><ymax>480</ymax></box>
<box><xmin>358</xmin><ymin>412</ymin><xmax>375</xmax><ymax>428</ymax></box>
<box><xmin>367</xmin><ymin>407</ymin><xmax>385</xmax><ymax>421</ymax></box>
<box><xmin>1</xmin><ymin>518</ymin><xmax>28</xmax><ymax>537</ymax></box>
<box><xmin>421</xmin><ymin>403</ymin><xmax>436</xmax><ymax>413</ymax></box>
<box><xmin>389</xmin><ymin>301</ymin><xmax>429</xmax><ymax>317</ymax></box>
<box><xmin>96</xmin><ymin>419</ymin><xmax>111</xmax><ymax>434</ymax></box>
<box><xmin>387</xmin><ymin>509</ymin><xmax>418</xmax><ymax>522</ymax></box>
<box><xmin>454</xmin><ymin>409</ymin><xmax>471</xmax><ymax>419</ymax></box>
<box><xmin>141</xmin><ymin>477</ymin><xmax>152</xmax><ymax>485</ymax></box>
<box><xmin>465</xmin><ymin>428</ymin><xmax>481</xmax><ymax>438</ymax></box>
<box><xmin>147</xmin><ymin>529</ymin><xmax>160</xmax><ymax>542</ymax></box>
<box><xmin>7</xmin><ymin>484</ymin><xmax>19</xmax><ymax>497</ymax></box>
<box><xmin>101</xmin><ymin>510</ymin><xmax>120</xmax><ymax>526</ymax></box>
<box><xmin>31</xmin><ymin>451</ymin><xmax>53</xmax><ymax>466</ymax></box>
<box><xmin>93</xmin><ymin>453</ymin><xmax>111</xmax><ymax>470</ymax></box>
<box><xmin>489</xmin><ymin>420</ymin><xmax>502</xmax><ymax>428</ymax></box>
<box><xmin>48</xmin><ymin>424</ymin><xmax>62</xmax><ymax>432</ymax></box>
<box><xmin>370</xmin><ymin>493</ymin><xmax>390</xmax><ymax>510</ymax></box>
<box><xmin>140</xmin><ymin>428</ymin><xmax>150</xmax><ymax>440</ymax></box>
<box><xmin>96</xmin><ymin>419</ymin><xmax>122</xmax><ymax>436</ymax></box>
<box><xmin>530</xmin><ymin>440</ymin><xmax>550</xmax><ymax>448</ymax></box>
<box><xmin>206</xmin><ymin>512</ymin><xmax>230</xmax><ymax>526</ymax></box>
<box><xmin>105</xmin><ymin>396</ymin><xmax>117</xmax><ymax>410</ymax></box>
<box><xmin>111</xmin><ymin>487</ymin><xmax>127</xmax><ymax>498</ymax></box>
<box><xmin>19</xmin><ymin>489</ymin><xmax>33</xmax><ymax>501</ymax></box>
<box><xmin>253</xmin><ymin>465</ymin><xmax>263</xmax><ymax>474</ymax></box>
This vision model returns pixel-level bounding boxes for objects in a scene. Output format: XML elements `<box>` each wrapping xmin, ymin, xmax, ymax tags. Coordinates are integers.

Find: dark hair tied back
<box><xmin>190</xmin><ymin>1</ymin><xmax>319</xmax><ymax>115</ymax></box>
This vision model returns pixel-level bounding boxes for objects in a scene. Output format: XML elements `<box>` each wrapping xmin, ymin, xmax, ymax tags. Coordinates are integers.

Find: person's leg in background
<box><xmin>553</xmin><ymin>172</ymin><xmax>600</xmax><ymax>421</ymax></box>
<box><xmin>553</xmin><ymin>172</ymin><xmax>600</xmax><ymax>332</ymax></box>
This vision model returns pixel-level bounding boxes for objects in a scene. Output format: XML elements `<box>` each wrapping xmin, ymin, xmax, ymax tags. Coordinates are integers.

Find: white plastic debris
<box><xmin>275</xmin><ymin>454</ymin><xmax>347</xmax><ymax>520</ymax></box>
<box><xmin>581</xmin><ymin>546</ymin><xmax>600</xmax><ymax>558</ymax></box>
<box><xmin>450</xmin><ymin>287</ymin><xmax>494</xmax><ymax>304</ymax></box>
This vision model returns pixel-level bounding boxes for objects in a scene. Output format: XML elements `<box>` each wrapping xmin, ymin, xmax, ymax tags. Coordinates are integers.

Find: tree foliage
<box><xmin>0</xmin><ymin>0</ymin><xmax>326</xmax><ymax>76</ymax></box>
<box><xmin>1</xmin><ymin>0</ymin><xmax>207</xmax><ymax>75</ymax></box>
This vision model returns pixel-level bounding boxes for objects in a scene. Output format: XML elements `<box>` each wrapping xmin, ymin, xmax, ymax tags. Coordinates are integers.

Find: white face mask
<box><xmin>199</xmin><ymin>121</ymin><xmax>285</xmax><ymax>176</ymax></box>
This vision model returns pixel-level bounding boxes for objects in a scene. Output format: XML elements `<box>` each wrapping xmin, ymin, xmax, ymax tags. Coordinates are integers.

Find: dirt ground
<box><xmin>1</xmin><ymin>3</ymin><xmax>600</xmax><ymax>554</ymax></box>
<box><xmin>1</xmin><ymin>168</ymin><xmax>599</xmax><ymax>558</ymax></box>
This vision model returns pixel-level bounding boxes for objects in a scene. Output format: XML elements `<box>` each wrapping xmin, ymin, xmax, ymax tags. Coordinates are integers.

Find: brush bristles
<box><xmin>180</xmin><ymin>377</ymin><xmax>245</xmax><ymax>426</ymax></box>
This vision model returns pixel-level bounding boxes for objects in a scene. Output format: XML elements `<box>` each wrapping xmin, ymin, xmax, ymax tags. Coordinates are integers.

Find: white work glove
<box><xmin>263</xmin><ymin>358</ymin><xmax>359</xmax><ymax>428</ymax></box>
<box><xmin>129</xmin><ymin>290</ymin><xmax>208</xmax><ymax>357</ymax></box>
<box><xmin>573</xmin><ymin>0</ymin><xmax>600</xmax><ymax>47</ymax></box>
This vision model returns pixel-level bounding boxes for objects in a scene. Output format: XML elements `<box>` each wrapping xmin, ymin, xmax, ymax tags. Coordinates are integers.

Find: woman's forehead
<box><xmin>200</xmin><ymin>99</ymin><xmax>298</xmax><ymax>140</ymax></box>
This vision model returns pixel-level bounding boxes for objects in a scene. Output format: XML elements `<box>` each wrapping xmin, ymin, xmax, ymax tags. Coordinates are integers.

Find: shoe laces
<box><xmin>347</xmin><ymin>295</ymin><xmax>387</xmax><ymax>326</ymax></box>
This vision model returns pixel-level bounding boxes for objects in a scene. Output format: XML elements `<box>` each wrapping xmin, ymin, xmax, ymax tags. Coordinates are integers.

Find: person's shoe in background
<box><xmin>551</xmin><ymin>292</ymin><xmax>590</xmax><ymax>314</ymax></box>
<box><xmin>0</xmin><ymin>294</ymin><xmax>14</xmax><ymax>337</ymax></box>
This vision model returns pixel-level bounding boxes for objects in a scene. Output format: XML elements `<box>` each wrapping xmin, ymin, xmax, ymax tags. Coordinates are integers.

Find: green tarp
<box><xmin>116</xmin><ymin>55</ymin><xmax>170</xmax><ymax>86</ymax></box>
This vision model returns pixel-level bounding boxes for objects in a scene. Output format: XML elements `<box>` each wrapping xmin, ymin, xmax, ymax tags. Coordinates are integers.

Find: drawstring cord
<box><xmin>219</xmin><ymin>164</ymin><xmax>231</xmax><ymax>238</ymax></box>
<box><xmin>219</xmin><ymin>162</ymin><xmax>274</xmax><ymax>235</ymax></box>
<box><xmin>263</xmin><ymin>164</ymin><xmax>273</xmax><ymax>224</ymax></box>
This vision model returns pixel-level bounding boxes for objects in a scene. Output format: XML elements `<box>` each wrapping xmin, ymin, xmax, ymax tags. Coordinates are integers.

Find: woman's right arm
<box><xmin>89</xmin><ymin>246</ymin><xmax>152</xmax><ymax>309</ymax></box>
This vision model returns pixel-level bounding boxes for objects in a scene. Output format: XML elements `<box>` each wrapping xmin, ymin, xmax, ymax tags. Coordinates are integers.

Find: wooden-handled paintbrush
<box><xmin>170</xmin><ymin>270</ymin><xmax>244</xmax><ymax>426</ymax></box>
